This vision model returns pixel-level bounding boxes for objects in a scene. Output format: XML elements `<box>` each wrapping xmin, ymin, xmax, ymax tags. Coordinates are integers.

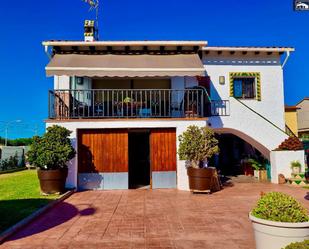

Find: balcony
<box><xmin>48</xmin><ymin>89</ymin><xmax>229</xmax><ymax>120</ymax></box>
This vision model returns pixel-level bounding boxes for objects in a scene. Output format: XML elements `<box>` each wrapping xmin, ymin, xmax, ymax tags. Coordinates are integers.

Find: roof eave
<box><xmin>42</xmin><ymin>40</ymin><xmax>208</xmax><ymax>47</ymax></box>
<box><xmin>202</xmin><ymin>47</ymin><xmax>295</xmax><ymax>52</ymax></box>
<box><xmin>296</xmin><ymin>97</ymin><xmax>309</xmax><ymax>106</ymax></box>
<box><xmin>285</xmin><ymin>105</ymin><xmax>300</xmax><ymax>111</ymax></box>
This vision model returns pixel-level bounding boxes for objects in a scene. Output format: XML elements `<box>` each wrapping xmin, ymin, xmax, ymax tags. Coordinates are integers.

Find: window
<box><xmin>233</xmin><ymin>78</ymin><xmax>255</xmax><ymax>99</ymax></box>
<box><xmin>229</xmin><ymin>72</ymin><xmax>261</xmax><ymax>101</ymax></box>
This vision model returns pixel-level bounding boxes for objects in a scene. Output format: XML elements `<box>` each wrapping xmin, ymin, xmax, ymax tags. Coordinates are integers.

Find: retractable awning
<box><xmin>45</xmin><ymin>54</ymin><xmax>205</xmax><ymax>77</ymax></box>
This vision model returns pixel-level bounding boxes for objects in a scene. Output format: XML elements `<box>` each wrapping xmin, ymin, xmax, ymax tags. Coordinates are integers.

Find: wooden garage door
<box><xmin>150</xmin><ymin>128</ymin><xmax>177</xmax><ymax>172</ymax></box>
<box><xmin>78</xmin><ymin>129</ymin><xmax>128</xmax><ymax>173</ymax></box>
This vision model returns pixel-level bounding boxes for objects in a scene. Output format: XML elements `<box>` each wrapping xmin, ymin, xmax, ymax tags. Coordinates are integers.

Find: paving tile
<box><xmin>1</xmin><ymin>183</ymin><xmax>309</xmax><ymax>249</ymax></box>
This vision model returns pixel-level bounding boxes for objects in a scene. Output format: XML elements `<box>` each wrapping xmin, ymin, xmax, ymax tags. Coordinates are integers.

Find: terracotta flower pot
<box><xmin>37</xmin><ymin>168</ymin><xmax>68</xmax><ymax>194</ymax></box>
<box><xmin>244</xmin><ymin>163</ymin><xmax>254</xmax><ymax>176</ymax></box>
<box><xmin>187</xmin><ymin>167</ymin><xmax>217</xmax><ymax>191</ymax></box>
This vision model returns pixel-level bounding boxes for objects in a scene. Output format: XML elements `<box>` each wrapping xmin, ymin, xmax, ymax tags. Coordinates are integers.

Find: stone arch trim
<box><xmin>213</xmin><ymin>127</ymin><xmax>270</xmax><ymax>159</ymax></box>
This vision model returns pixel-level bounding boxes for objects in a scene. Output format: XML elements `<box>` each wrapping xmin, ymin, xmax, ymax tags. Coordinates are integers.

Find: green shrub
<box><xmin>27</xmin><ymin>125</ymin><xmax>75</xmax><ymax>170</ymax></box>
<box><xmin>178</xmin><ymin>125</ymin><xmax>219</xmax><ymax>168</ymax></box>
<box><xmin>291</xmin><ymin>160</ymin><xmax>302</xmax><ymax>169</ymax></box>
<box><xmin>251</xmin><ymin>192</ymin><xmax>309</xmax><ymax>223</ymax></box>
<box><xmin>0</xmin><ymin>153</ymin><xmax>19</xmax><ymax>171</ymax></box>
<box><xmin>283</xmin><ymin>240</ymin><xmax>309</xmax><ymax>249</ymax></box>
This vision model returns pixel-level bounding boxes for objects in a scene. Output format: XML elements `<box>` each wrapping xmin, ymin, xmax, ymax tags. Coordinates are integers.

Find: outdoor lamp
<box><xmin>219</xmin><ymin>76</ymin><xmax>225</xmax><ymax>85</ymax></box>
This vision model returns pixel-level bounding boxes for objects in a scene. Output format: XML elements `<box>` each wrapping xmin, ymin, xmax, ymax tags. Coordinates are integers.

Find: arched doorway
<box><xmin>212</xmin><ymin>128</ymin><xmax>271</xmax><ymax>180</ymax></box>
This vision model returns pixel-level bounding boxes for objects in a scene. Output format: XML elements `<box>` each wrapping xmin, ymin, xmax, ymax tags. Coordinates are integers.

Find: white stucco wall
<box><xmin>46</xmin><ymin>119</ymin><xmax>207</xmax><ymax>191</ymax></box>
<box><xmin>54</xmin><ymin>76</ymin><xmax>92</xmax><ymax>91</ymax></box>
<box><xmin>270</xmin><ymin>150</ymin><xmax>306</xmax><ymax>183</ymax></box>
<box><xmin>54</xmin><ymin>76</ymin><xmax>70</xmax><ymax>89</ymax></box>
<box><xmin>203</xmin><ymin>51</ymin><xmax>285</xmax><ymax>130</ymax></box>
<box><xmin>209</xmin><ymin>98</ymin><xmax>288</xmax><ymax>157</ymax></box>
<box><xmin>203</xmin><ymin>51</ymin><xmax>288</xmax><ymax>156</ymax></box>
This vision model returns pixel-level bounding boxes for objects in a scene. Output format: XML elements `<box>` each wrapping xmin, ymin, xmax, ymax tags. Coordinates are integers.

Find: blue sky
<box><xmin>0</xmin><ymin>0</ymin><xmax>308</xmax><ymax>138</ymax></box>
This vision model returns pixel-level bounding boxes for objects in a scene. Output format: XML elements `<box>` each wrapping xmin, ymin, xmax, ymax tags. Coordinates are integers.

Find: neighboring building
<box><xmin>285</xmin><ymin>105</ymin><xmax>299</xmax><ymax>137</ymax></box>
<box><xmin>297</xmin><ymin>97</ymin><xmax>309</xmax><ymax>138</ymax></box>
<box><xmin>42</xmin><ymin>24</ymin><xmax>305</xmax><ymax>190</ymax></box>
<box><xmin>296</xmin><ymin>2</ymin><xmax>309</xmax><ymax>9</ymax></box>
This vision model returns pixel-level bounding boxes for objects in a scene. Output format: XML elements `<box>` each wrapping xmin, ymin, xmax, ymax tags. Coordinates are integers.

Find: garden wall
<box><xmin>0</xmin><ymin>146</ymin><xmax>29</xmax><ymax>170</ymax></box>
<box><xmin>270</xmin><ymin>150</ymin><xmax>305</xmax><ymax>183</ymax></box>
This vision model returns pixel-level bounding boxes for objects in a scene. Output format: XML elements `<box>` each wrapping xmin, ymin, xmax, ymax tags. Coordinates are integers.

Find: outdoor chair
<box><xmin>139</xmin><ymin>108</ymin><xmax>152</xmax><ymax>117</ymax></box>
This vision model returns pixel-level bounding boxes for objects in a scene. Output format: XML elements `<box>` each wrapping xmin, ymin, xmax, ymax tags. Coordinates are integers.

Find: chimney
<box><xmin>84</xmin><ymin>20</ymin><xmax>97</xmax><ymax>42</ymax></box>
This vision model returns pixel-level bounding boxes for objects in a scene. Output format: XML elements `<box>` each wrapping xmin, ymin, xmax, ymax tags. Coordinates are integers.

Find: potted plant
<box><xmin>291</xmin><ymin>160</ymin><xmax>302</xmax><ymax>174</ymax></box>
<box><xmin>248</xmin><ymin>158</ymin><xmax>261</xmax><ymax>179</ymax></box>
<box><xmin>248</xmin><ymin>158</ymin><xmax>268</xmax><ymax>181</ymax></box>
<box><xmin>178</xmin><ymin>125</ymin><xmax>219</xmax><ymax>192</ymax></box>
<box><xmin>249</xmin><ymin>192</ymin><xmax>309</xmax><ymax>249</ymax></box>
<box><xmin>27</xmin><ymin>125</ymin><xmax>76</xmax><ymax>194</ymax></box>
<box><xmin>283</xmin><ymin>240</ymin><xmax>309</xmax><ymax>249</ymax></box>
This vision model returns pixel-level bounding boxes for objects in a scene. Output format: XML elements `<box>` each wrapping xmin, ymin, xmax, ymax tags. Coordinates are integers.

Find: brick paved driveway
<box><xmin>1</xmin><ymin>182</ymin><xmax>309</xmax><ymax>249</ymax></box>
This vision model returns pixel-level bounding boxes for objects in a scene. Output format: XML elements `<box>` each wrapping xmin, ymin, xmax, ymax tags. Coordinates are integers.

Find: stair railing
<box><xmin>232</xmin><ymin>97</ymin><xmax>289</xmax><ymax>136</ymax></box>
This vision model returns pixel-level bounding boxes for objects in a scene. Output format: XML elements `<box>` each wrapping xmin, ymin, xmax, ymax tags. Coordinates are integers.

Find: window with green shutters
<box><xmin>229</xmin><ymin>72</ymin><xmax>261</xmax><ymax>101</ymax></box>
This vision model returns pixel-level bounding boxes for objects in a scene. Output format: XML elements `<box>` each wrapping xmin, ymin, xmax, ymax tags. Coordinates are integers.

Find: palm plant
<box><xmin>248</xmin><ymin>158</ymin><xmax>267</xmax><ymax>170</ymax></box>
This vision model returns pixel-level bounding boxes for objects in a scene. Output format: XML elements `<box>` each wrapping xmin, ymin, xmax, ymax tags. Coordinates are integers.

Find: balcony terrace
<box><xmin>48</xmin><ymin>88</ymin><xmax>229</xmax><ymax>119</ymax></box>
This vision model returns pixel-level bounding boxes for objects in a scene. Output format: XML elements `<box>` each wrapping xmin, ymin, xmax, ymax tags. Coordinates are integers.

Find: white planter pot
<box><xmin>249</xmin><ymin>213</ymin><xmax>309</xmax><ymax>249</ymax></box>
<box><xmin>254</xmin><ymin>170</ymin><xmax>259</xmax><ymax>179</ymax></box>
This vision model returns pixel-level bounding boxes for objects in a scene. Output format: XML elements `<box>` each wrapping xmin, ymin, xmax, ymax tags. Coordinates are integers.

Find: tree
<box><xmin>178</xmin><ymin>126</ymin><xmax>219</xmax><ymax>168</ymax></box>
<box><xmin>27</xmin><ymin>125</ymin><xmax>76</xmax><ymax>170</ymax></box>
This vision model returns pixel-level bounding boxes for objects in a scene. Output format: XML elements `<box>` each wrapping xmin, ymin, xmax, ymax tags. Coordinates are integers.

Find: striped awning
<box><xmin>45</xmin><ymin>54</ymin><xmax>205</xmax><ymax>77</ymax></box>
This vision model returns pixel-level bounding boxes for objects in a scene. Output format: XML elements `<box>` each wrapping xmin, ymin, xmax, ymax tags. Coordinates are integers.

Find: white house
<box><xmin>43</xmin><ymin>29</ymin><xmax>305</xmax><ymax>190</ymax></box>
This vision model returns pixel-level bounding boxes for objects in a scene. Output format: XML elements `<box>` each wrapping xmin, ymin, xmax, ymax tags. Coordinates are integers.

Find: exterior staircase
<box><xmin>209</xmin><ymin>97</ymin><xmax>288</xmax><ymax>157</ymax></box>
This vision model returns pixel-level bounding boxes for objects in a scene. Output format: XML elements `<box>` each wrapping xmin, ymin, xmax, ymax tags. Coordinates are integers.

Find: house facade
<box><xmin>43</xmin><ymin>38</ymin><xmax>305</xmax><ymax>190</ymax></box>
<box><xmin>285</xmin><ymin>105</ymin><xmax>299</xmax><ymax>137</ymax></box>
<box><xmin>296</xmin><ymin>98</ymin><xmax>309</xmax><ymax>138</ymax></box>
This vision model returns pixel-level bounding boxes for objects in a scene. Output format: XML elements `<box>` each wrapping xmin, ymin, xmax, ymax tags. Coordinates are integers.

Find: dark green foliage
<box><xmin>248</xmin><ymin>158</ymin><xmax>267</xmax><ymax>170</ymax></box>
<box><xmin>283</xmin><ymin>240</ymin><xmax>309</xmax><ymax>249</ymax></box>
<box><xmin>0</xmin><ymin>153</ymin><xmax>19</xmax><ymax>171</ymax></box>
<box><xmin>178</xmin><ymin>125</ymin><xmax>219</xmax><ymax>168</ymax></box>
<box><xmin>291</xmin><ymin>160</ymin><xmax>302</xmax><ymax>169</ymax></box>
<box><xmin>252</xmin><ymin>192</ymin><xmax>309</xmax><ymax>223</ymax></box>
<box><xmin>7</xmin><ymin>138</ymin><xmax>34</xmax><ymax>146</ymax></box>
<box><xmin>0</xmin><ymin>137</ymin><xmax>33</xmax><ymax>146</ymax></box>
<box><xmin>27</xmin><ymin>125</ymin><xmax>76</xmax><ymax>170</ymax></box>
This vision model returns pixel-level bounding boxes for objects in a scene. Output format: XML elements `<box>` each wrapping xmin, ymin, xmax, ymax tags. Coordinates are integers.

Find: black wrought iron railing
<box><xmin>48</xmin><ymin>89</ymin><xmax>219</xmax><ymax>119</ymax></box>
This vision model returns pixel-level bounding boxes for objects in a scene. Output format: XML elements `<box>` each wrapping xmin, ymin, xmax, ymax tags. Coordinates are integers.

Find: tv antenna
<box><xmin>82</xmin><ymin>0</ymin><xmax>100</xmax><ymax>40</ymax></box>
